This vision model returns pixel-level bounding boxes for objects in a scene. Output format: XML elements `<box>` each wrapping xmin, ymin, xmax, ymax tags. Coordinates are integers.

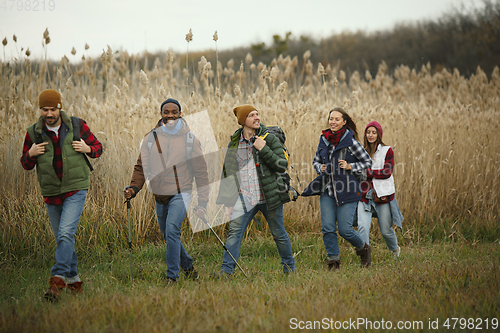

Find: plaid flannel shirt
<box><xmin>236</xmin><ymin>133</ymin><xmax>265</xmax><ymax>207</ymax></box>
<box><xmin>21</xmin><ymin>118</ymin><xmax>102</xmax><ymax>205</ymax></box>
<box><xmin>313</xmin><ymin>137</ymin><xmax>372</xmax><ymax>198</ymax></box>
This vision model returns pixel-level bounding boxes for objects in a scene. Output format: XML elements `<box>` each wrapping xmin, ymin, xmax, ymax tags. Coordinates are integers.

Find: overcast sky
<box><xmin>0</xmin><ymin>0</ymin><xmax>486</xmax><ymax>62</ymax></box>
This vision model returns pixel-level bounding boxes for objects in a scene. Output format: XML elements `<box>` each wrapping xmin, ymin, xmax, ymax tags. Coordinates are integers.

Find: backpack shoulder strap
<box><xmin>71</xmin><ymin>116</ymin><xmax>81</xmax><ymax>141</ymax></box>
<box><xmin>149</xmin><ymin>128</ymin><xmax>167</xmax><ymax>171</ymax></box>
<box><xmin>70</xmin><ymin>116</ymin><xmax>94</xmax><ymax>172</ymax></box>
<box><xmin>185</xmin><ymin>131</ymin><xmax>194</xmax><ymax>158</ymax></box>
<box><xmin>186</xmin><ymin>131</ymin><xmax>195</xmax><ymax>179</ymax></box>
<box><xmin>258</xmin><ymin>132</ymin><xmax>270</xmax><ymax>140</ymax></box>
<box><xmin>147</xmin><ymin>128</ymin><xmax>158</xmax><ymax>152</ymax></box>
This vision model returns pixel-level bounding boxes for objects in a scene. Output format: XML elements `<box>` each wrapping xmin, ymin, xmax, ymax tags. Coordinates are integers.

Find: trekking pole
<box><xmin>199</xmin><ymin>215</ymin><xmax>248</xmax><ymax>278</ymax></box>
<box><xmin>125</xmin><ymin>197</ymin><xmax>133</xmax><ymax>281</ymax></box>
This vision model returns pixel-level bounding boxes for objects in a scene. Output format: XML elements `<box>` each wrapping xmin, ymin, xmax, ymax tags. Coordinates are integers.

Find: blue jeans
<box><xmin>357</xmin><ymin>200</ymin><xmax>399</xmax><ymax>251</ymax></box>
<box><xmin>320</xmin><ymin>193</ymin><xmax>364</xmax><ymax>258</ymax></box>
<box><xmin>156</xmin><ymin>192</ymin><xmax>193</xmax><ymax>280</ymax></box>
<box><xmin>221</xmin><ymin>204</ymin><xmax>295</xmax><ymax>274</ymax></box>
<box><xmin>46</xmin><ymin>190</ymin><xmax>87</xmax><ymax>278</ymax></box>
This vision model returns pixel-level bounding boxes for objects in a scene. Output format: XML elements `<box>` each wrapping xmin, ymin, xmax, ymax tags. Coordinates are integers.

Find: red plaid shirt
<box><xmin>20</xmin><ymin>118</ymin><xmax>102</xmax><ymax>205</ymax></box>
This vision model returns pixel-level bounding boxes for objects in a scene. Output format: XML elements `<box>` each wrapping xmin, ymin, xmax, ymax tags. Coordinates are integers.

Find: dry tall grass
<box><xmin>1</xmin><ymin>49</ymin><xmax>499</xmax><ymax>255</ymax></box>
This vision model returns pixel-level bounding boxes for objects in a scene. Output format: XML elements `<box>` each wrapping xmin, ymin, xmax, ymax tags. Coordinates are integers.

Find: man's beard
<box><xmin>44</xmin><ymin>115</ymin><xmax>60</xmax><ymax>126</ymax></box>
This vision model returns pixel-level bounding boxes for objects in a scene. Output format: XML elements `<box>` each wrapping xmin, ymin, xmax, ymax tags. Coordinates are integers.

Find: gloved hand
<box><xmin>123</xmin><ymin>186</ymin><xmax>138</xmax><ymax>199</ymax></box>
<box><xmin>193</xmin><ymin>206</ymin><xmax>206</xmax><ymax>218</ymax></box>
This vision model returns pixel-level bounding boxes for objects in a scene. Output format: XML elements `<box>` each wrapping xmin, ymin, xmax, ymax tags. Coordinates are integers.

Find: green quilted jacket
<box><xmin>216</xmin><ymin>124</ymin><xmax>290</xmax><ymax>211</ymax></box>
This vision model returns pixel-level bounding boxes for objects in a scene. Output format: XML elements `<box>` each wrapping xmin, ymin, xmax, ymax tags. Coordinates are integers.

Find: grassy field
<box><xmin>1</xmin><ymin>233</ymin><xmax>499</xmax><ymax>332</ymax></box>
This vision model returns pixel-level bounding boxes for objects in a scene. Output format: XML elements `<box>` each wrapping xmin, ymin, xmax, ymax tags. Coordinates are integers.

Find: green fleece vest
<box><xmin>27</xmin><ymin>111</ymin><xmax>90</xmax><ymax>196</ymax></box>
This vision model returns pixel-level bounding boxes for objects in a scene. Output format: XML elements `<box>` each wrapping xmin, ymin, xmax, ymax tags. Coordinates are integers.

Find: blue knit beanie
<box><xmin>160</xmin><ymin>98</ymin><xmax>181</xmax><ymax>112</ymax></box>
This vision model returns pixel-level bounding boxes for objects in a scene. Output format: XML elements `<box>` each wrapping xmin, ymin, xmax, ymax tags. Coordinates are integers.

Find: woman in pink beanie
<box><xmin>357</xmin><ymin>121</ymin><xmax>404</xmax><ymax>260</ymax></box>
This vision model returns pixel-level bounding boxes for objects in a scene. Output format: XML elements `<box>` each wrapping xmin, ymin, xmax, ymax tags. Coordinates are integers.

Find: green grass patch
<box><xmin>1</xmin><ymin>234</ymin><xmax>499</xmax><ymax>332</ymax></box>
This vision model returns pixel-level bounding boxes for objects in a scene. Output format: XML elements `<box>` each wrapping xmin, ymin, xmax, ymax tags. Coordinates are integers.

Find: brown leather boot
<box><xmin>356</xmin><ymin>243</ymin><xmax>372</xmax><ymax>268</ymax></box>
<box><xmin>67</xmin><ymin>281</ymin><xmax>83</xmax><ymax>294</ymax></box>
<box><xmin>326</xmin><ymin>259</ymin><xmax>341</xmax><ymax>270</ymax></box>
<box><xmin>44</xmin><ymin>277</ymin><xmax>66</xmax><ymax>302</ymax></box>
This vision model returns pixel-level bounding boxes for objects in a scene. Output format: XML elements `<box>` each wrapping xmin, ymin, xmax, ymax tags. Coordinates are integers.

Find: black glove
<box><xmin>124</xmin><ymin>186</ymin><xmax>139</xmax><ymax>199</ymax></box>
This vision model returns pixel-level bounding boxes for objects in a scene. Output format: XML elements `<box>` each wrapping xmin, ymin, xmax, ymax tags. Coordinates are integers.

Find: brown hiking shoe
<box><xmin>67</xmin><ymin>281</ymin><xmax>83</xmax><ymax>294</ymax></box>
<box><xmin>326</xmin><ymin>259</ymin><xmax>341</xmax><ymax>270</ymax></box>
<box><xmin>44</xmin><ymin>277</ymin><xmax>66</xmax><ymax>302</ymax></box>
<box><xmin>356</xmin><ymin>243</ymin><xmax>372</xmax><ymax>268</ymax></box>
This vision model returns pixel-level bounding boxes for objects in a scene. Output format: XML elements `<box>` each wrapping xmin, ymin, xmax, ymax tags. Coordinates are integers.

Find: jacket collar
<box><xmin>35</xmin><ymin>110</ymin><xmax>71</xmax><ymax>134</ymax></box>
<box><xmin>154</xmin><ymin>117</ymin><xmax>189</xmax><ymax>135</ymax></box>
<box><xmin>230</xmin><ymin>123</ymin><xmax>268</xmax><ymax>142</ymax></box>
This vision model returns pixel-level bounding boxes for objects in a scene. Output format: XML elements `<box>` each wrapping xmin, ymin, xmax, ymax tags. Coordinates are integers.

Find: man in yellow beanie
<box><xmin>215</xmin><ymin>105</ymin><xmax>295</xmax><ymax>276</ymax></box>
<box><xmin>20</xmin><ymin>89</ymin><xmax>103</xmax><ymax>301</ymax></box>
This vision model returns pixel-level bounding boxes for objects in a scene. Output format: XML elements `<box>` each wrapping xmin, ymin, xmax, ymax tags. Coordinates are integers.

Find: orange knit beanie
<box><xmin>39</xmin><ymin>89</ymin><xmax>62</xmax><ymax>109</ymax></box>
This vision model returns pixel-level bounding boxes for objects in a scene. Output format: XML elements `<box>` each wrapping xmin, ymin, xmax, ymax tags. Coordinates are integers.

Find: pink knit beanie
<box><xmin>365</xmin><ymin>121</ymin><xmax>383</xmax><ymax>139</ymax></box>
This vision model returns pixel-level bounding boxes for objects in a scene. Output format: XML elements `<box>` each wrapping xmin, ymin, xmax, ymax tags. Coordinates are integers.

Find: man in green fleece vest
<box><xmin>20</xmin><ymin>89</ymin><xmax>103</xmax><ymax>301</ymax></box>
<box><xmin>215</xmin><ymin>105</ymin><xmax>295</xmax><ymax>276</ymax></box>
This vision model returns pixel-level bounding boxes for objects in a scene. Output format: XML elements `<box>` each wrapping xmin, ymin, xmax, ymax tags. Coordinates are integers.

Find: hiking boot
<box><xmin>392</xmin><ymin>246</ymin><xmax>401</xmax><ymax>260</ymax></box>
<box><xmin>67</xmin><ymin>281</ymin><xmax>83</xmax><ymax>295</ymax></box>
<box><xmin>44</xmin><ymin>276</ymin><xmax>66</xmax><ymax>302</ymax></box>
<box><xmin>182</xmin><ymin>266</ymin><xmax>199</xmax><ymax>280</ymax></box>
<box><xmin>166</xmin><ymin>277</ymin><xmax>177</xmax><ymax>285</ymax></box>
<box><xmin>326</xmin><ymin>259</ymin><xmax>341</xmax><ymax>270</ymax></box>
<box><xmin>356</xmin><ymin>243</ymin><xmax>372</xmax><ymax>268</ymax></box>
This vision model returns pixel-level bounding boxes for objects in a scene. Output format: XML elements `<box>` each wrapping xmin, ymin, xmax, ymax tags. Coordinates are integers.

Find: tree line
<box><xmin>201</xmin><ymin>0</ymin><xmax>500</xmax><ymax>79</ymax></box>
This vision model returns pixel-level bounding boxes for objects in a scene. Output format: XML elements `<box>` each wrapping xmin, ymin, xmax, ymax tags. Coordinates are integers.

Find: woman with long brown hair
<box><xmin>302</xmin><ymin>107</ymin><xmax>373</xmax><ymax>269</ymax></box>
<box><xmin>357</xmin><ymin>121</ymin><xmax>403</xmax><ymax>260</ymax></box>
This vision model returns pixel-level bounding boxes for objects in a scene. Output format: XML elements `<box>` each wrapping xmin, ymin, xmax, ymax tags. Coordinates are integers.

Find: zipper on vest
<box><xmin>331</xmin><ymin>160</ymin><xmax>339</xmax><ymax>206</ymax></box>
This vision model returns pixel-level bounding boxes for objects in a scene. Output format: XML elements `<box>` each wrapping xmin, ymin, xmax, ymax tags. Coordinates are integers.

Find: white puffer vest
<box><xmin>372</xmin><ymin>144</ymin><xmax>395</xmax><ymax>197</ymax></box>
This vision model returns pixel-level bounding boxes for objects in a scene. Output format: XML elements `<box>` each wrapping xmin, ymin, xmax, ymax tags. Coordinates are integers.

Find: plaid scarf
<box><xmin>322</xmin><ymin>127</ymin><xmax>346</xmax><ymax>147</ymax></box>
